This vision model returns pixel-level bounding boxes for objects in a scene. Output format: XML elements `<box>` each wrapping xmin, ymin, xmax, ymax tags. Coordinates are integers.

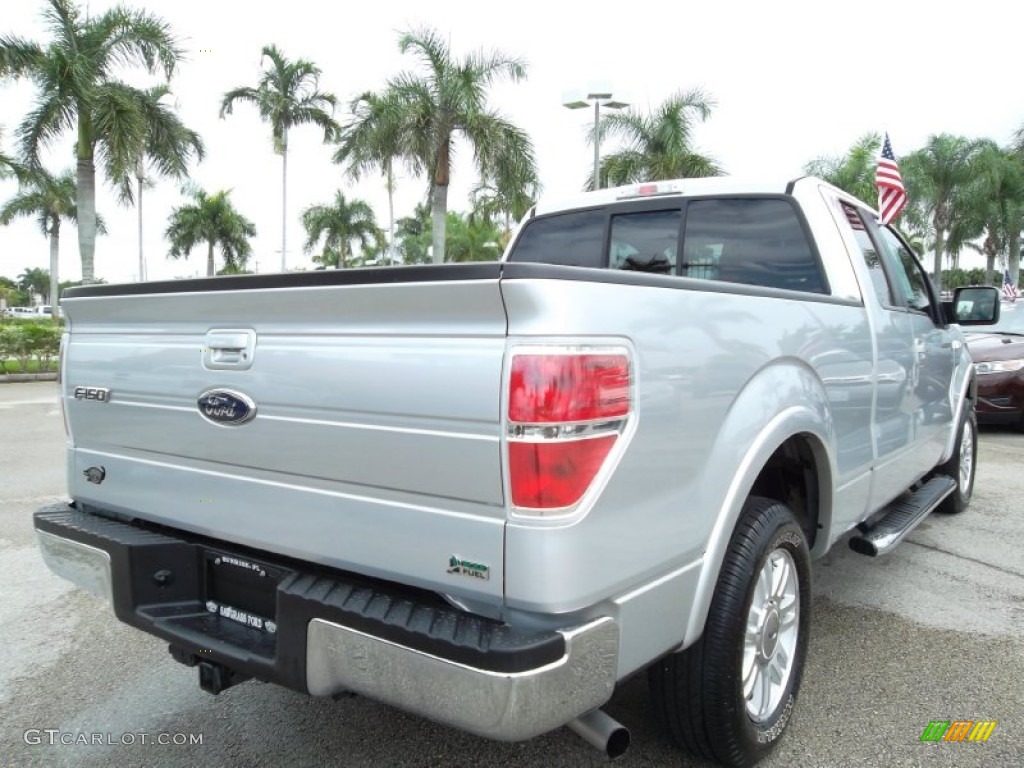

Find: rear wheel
<box><xmin>649</xmin><ymin>496</ymin><xmax>811</xmax><ymax>767</ymax></box>
<box><xmin>935</xmin><ymin>404</ymin><xmax>977</xmax><ymax>514</ymax></box>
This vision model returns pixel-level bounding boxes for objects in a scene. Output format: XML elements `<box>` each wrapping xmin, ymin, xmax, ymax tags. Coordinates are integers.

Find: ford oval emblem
<box><xmin>197</xmin><ymin>389</ymin><xmax>256</xmax><ymax>426</ymax></box>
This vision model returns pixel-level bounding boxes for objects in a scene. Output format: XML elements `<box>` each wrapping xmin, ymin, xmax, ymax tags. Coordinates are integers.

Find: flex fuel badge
<box><xmin>447</xmin><ymin>555</ymin><xmax>490</xmax><ymax>581</ymax></box>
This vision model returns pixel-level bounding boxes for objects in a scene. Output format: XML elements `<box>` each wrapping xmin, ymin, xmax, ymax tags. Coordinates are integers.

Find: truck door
<box><xmin>872</xmin><ymin>223</ymin><xmax>956</xmax><ymax>463</ymax></box>
<box><xmin>835</xmin><ymin>201</ymin><xmax>919</xmax><ymax>508</ymax></box>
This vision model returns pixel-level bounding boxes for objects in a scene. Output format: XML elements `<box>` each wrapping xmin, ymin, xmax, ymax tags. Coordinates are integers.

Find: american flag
<box><xmin>876</xmin><ymin>133</ymin><xmax>907</xmax><ymax>226</ymax></box>
<box><xmin>1003</xmin><ymin>269</ymin><xmax>1019</xmax><ymax>302</ymax></box>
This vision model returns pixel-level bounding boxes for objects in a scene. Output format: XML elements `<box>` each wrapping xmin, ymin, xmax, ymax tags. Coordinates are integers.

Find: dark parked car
<box><xmin>966</xmin><ymin>301</ymin><xmax>1024</xmax><ymax>428</ymax></box>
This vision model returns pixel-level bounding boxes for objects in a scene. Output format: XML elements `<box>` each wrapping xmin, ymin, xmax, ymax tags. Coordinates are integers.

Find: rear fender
<box><xmin>682</xmin><ymin>359</ymin><xmax>836</xmax><ymax>648</ymax></box>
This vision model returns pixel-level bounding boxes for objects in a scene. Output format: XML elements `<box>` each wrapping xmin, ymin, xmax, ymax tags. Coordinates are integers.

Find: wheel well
<box><xmin>748</xmin><ymin>435</ymin><xmax>821</xmax><ymax>548</ymax></box>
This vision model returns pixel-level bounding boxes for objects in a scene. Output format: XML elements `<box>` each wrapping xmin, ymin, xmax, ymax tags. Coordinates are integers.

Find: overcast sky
<box><xmin>1</xmin><ymin>0</ymin><xmax>1021</xmax><ymax>287</ymax></box>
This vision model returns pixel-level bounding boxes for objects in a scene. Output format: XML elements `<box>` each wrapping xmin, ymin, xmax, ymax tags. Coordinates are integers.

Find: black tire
<box><xmin>935</xmin><ymin>404</ymin><xmax>977</xmax><ymax>514</ymax></box>
<box><xmin>648</xmin><ymin>496</ymin><xmax>811</xmax><ymax>767</ymax></box>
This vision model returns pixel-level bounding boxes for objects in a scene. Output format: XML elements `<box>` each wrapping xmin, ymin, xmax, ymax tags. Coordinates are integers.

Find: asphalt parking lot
<box><xmin>1</xmin><ymin>381</ymin><xmax>1022</xmax><ymax>767</ymax></box>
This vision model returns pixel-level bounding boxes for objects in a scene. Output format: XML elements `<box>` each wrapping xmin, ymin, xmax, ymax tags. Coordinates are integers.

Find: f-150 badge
<box><xmin>197</xmin><ymin>389</ymin><xmax>256</xmax><ymax>426</ymax></box>
<box><xmin>73</xmin><ymin>386</ymin><xmax>110</xmax><ymax>402</ymax></box>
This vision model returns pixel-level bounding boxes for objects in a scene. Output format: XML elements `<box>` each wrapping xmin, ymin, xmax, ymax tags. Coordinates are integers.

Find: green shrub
<box><xmin>0</xmin><ymin>322</ymin><xmax>61</xmax><ymax>373</ymax></box>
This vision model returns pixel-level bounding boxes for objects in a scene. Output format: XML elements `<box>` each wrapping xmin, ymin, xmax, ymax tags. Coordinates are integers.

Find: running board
<box><xmin>849</xmin><ymin>476</ymin><xmax>957</xmax><ymax>557</ymax></box>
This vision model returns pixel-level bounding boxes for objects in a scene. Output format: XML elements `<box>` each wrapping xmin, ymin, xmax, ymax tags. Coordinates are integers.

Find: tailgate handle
<box><xmin>203</xmin><ymin>329</ymin><xmax>257</xmax><ymax>370</ymax></box>
<box><xmin>208</xmin><ymin>335</ymin><xmax>249</xmax><ymax>351</ymax></box>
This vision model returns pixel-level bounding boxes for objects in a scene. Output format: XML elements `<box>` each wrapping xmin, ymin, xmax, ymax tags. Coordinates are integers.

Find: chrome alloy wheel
<box><xmin>959</xmin><ymin>419</ymin><xmax>975</xmax><ymax>493</ymax></box>
<box><xmin>742</xmin><ymin>548</ymin><xmax>800</xmax><ymax>721</ymax></box>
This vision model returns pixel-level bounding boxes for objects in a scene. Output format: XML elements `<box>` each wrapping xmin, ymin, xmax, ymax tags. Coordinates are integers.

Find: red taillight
<box><xmin>507</xmin><ymin>350</ymin><xmax>631</xmax><ymax>512</ymax></box>
<box><xmin>509</xmin><ymin>354</ymin><xmax>629</xmax><ymax>423</ymax></box>
<box><xmin>509</xmin><ymin>436</ymin><xmax>617</xmax><ymax>508</ymax></box>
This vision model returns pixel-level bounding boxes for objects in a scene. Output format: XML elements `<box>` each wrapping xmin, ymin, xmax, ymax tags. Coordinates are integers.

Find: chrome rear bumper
<box><xmin>306</xmin><ymin>616</ymin><xmax>618</xmax><ymax>740</ymax></box>
<box><xmin>37</xmin><ymin>529</ymin><xmax>113</xmax><ymax>602</ymax></box>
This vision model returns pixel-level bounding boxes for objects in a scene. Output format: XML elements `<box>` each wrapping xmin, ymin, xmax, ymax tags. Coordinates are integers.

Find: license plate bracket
<box><xmin>202</xmin><ymin>550</ymin><xmax>284</xmax><ymax>633</ymax></box>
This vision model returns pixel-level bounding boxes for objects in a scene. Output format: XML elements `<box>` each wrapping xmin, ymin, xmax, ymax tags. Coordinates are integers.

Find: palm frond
<box><xmin>398</xmin><ymin>28</ymin><xmax>453</xmax><ymax>82</ymax></box>
<box><xmin>91</xmin><ymin>81</ymin><xmax>147</xmax><ymax>200</ymax></box>
<box><xmin>219</xmin><ymin>86</ymin><xmax>261</xmax><ymax>118</ymax></box>
<box><xmin>0</xmin><ymin>35</ymin><xmax>44</xmax><ymax>79</ymax></box>
<box><xmin>16</xmin><ymin>94</ymin><xmax>76</xmax><ymax>166</ymax></box>
<box><xmin>289</xmin><ymin>104</ymin><xmax>339</xmax><ymax>143</ymax></box>
<box><xmin>111</xmin><ymin>84</ymin><xmax>205</xmax><ymax>204</ymax></box>
<box><xmin>92</xmin><ymin>4</ymin><xmax>182</xmax><ymax>79</ymax></box>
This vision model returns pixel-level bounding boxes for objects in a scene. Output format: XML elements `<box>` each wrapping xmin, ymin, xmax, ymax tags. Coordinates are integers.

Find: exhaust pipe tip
<box><xmin>568</xmin><ymin>708</ymin><xmax>631</xmax><ymax>759</ymax></box>
<box><xmin>605</xmin><ymin>725</ymin><xmax>630</xmax><ymax>759</ymax></box>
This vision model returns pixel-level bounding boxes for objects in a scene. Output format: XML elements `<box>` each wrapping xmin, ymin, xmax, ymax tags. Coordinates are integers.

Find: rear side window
<box><xmin>838</xmin><ymin>201</ymin><xmax>896</xmax><ymax>306</ymax></box>
<box><xmin>509</xmin><ymin>209</ymin><xmax>604</xmax><ymax>268</ymax></box>
<box><xmin>682</xmin><ymin>199</ymin><xmax>826</xmax><ymax>294</ymax></box>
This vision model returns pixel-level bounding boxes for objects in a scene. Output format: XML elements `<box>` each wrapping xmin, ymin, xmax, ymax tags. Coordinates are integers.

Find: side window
<box><xmin>609</xmin><ymin>210</ymin><xmax>680</xmax><ymax>273</ymax></box>
<box><xmin>838</xmin><ymin>201</ymin><xmax>896</xmax><ymax>306</ymax></box>
<box><xmin>681</xmin><ymin>199</ymin><xmax>826</xmax><ymax>293</ymax></box>
<box><xmin>877</xmin><ymin>227</ymin><xmax>933</xmax><ymax>314</ymax></box>
<box><xmin>508</xmin><ymin>209</ymin><xmax>605</xmax><ymax>268</ymax></box>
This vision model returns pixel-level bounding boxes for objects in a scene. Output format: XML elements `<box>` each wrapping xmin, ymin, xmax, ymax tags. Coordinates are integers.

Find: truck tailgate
<box><xmin>61</xmin><ymin>268</ymin><xmax>508</xmax><ymax>600</ymax></box>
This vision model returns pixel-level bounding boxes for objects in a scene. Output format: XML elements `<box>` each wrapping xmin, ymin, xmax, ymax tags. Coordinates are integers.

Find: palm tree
<box><xmin>16</xmin><ymin>267</ymin><xmax>50</xmax><ymax>303</ymax></box>
<box><xmin>129</xmin><ymin>85</ymin><xmax>205</xmax><ymax>282</ymax></box>
<box><xmin>1010</xmin><ymin>124</ymin><xmax>1024</xmax><ymax>286</ymax></box>
<box><xmin>387</xmin><ymin>27</ymin><xmax>536</xmax><ymax>263</ymax></box>
<box><xmin>1</xmin><ymin>168</ymin><xmax>80</xmax><ymax>317</ymax></box>
<box><xmin>471</xmin><ymin>155</ymin><xmax>541</xmax><ymax>245</ymax></box>
<box><xmin>948</xmin><ymin>144</ymin><xmax>1024</xmax><ymax>285</ymax></box>
<box><xmin>901</xmin><ymin>135</ymin><xmax>982</xmax><ymax>283</ymax></box>
<box><xmin>804</xmin><ymin>133</ymin><xmax>882</xmax><ymax>204</ymax></box>
<box><xmin>301</xmin><ymin>192</ymin><xmax>382</xmax><ymax>268</ymax></box>
<box><xmin>165</xmin><ymin>186</ymin><xmax>256</xmax><ymax>277</ymax></box>
<box><xmin>445</xmin><ymin>211</ymin><xmax>503</xmax><ymax>262</ymax></box>
<box><xmin>220</xmin><ymin>45</ymin><xmax>340</xmax><ymax>273</ymax></box>
<box><xmin>0</xmin><ymin>0</ymin><xmax>193</xmax><ymax>284</ymax></box>
<box><xmin>590</xmin><ymin>89</ymin><xmax>722</xmax><ymax>189</ymax></box>
<box><xmin>334</xmin><ymin>89</ymin><xmax>414</xmax><ymax>262</ymax></box>
<box><xmin>394</xmin><ymin>201</ymin><xmax>433</xmax><ymax>264</ymax></box>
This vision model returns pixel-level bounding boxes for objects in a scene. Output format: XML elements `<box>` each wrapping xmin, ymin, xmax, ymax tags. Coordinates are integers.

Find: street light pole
<box><xmin>136</xmin><ymin>156</ymin><xmax>146</xmax><ymax>282</ymax></box>
<box><xmin>563</xmin><ymin>84</ymin><xmax>629</xmax><ymax>191</ymax></box>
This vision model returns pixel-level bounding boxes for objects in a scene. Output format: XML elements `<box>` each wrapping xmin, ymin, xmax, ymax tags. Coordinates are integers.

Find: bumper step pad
<box><xmin>33</xmin><ymin>503</ymin><xmax>563</xmax><ymax>690</ymax></box>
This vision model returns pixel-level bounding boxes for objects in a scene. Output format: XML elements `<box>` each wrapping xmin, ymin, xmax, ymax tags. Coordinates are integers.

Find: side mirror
<box><xmin>950</xmin><ymin>286</ymin><xmax>1000</xmax><ymax>325</ymax></box>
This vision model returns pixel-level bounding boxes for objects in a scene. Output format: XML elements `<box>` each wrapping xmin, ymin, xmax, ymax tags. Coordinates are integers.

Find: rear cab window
<box><xmin>610</xmin><ymin>210</ymin><xmax>680</xmax><ymax>274</ymax></box>
<box><xmin>682</xmin><ymin>199</ymin><xmax>826</xmax><ymax>294</ymax></box>
<box><xmin>506</xmin><ymin>209</ymin><xmax>605</xmax><ymax>268</ymax></box>
<box><xmin>508</xmin><ymin>196</ymin><xmax>827</xmax><ymax>295</ymax></box>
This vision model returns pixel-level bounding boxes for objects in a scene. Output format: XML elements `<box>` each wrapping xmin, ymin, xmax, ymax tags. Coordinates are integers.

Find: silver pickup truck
<box><xmin>35</xmin><ymin>176</ymin><xmax>998</xmax><ymax>766</ymax></box>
